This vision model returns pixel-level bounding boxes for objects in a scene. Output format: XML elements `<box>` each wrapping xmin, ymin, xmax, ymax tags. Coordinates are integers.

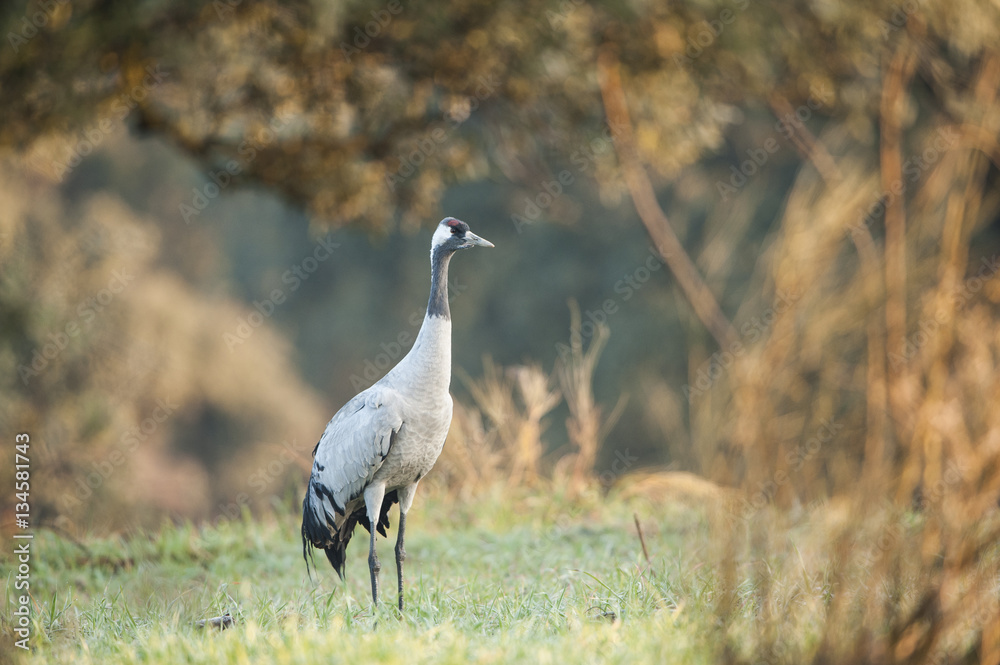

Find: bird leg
<box><xmin>368</xmin><ymin>528</ymin><xmax>380</xmax><ymax>606</ymax></box>
<box><xmin>363</xmin><ymin>482</ymin><xmax>387</xmax><ymax>608</ymax></box>
<box><xmin>395</xmin><ymin>511</ymin><xmax>407</xmax><ymax>611</ymax></box>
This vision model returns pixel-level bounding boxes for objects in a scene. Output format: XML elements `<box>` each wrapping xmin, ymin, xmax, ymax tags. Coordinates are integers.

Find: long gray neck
<box><xmin>427</xmin><ymin>246</ymin><xmax>454</xmax><ymax>319</ymax></box>
<box><xmin>384</xmin><ymin>246</ymin><xmax>454</xmax><ymax>396</ymax></box>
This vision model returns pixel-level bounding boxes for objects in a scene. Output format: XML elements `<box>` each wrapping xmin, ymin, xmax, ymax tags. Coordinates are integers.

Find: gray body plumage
<box><xmin>301</xmin><ymin>217</ymin><xmax>492</xmax><ymax>608</ymax></box>
<box><xmin>302</xmin><ymin>317</ymin><xmax>452</xmax><ymax>553</ymax></box>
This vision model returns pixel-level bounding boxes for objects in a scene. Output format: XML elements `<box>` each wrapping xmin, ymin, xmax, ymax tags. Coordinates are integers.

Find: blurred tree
<box><xmin>3</xmin><ymin>0</ymin><xmax>1000</xmax><ymax>529</ymax></box>
<box><xmin>0</xmin><ymin>157</ymin><xmax>327</xmax><ymax>529</ymax></box>
<box><xmin>4</xmin><ymin>0</ymin><xmax>994</xmax><ymax>231</ymax></box>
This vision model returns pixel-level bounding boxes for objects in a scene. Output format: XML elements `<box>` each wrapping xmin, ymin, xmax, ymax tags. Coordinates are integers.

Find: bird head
<box><xmin>432</xmin><ymin>217</ymin><xmax>494</xmax><ymax>255</ymax></box>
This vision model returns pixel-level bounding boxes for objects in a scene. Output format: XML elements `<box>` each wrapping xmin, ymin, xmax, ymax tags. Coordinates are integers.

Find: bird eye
<box><xmin>451</xmin><ymin>227</ymin><xmax>461</xmax><ymax>235</ymax></box>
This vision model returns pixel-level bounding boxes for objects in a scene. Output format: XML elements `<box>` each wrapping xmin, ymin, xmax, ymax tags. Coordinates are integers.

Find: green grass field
<box><xmin>3</xmin><ymin>487</ymin><xmax>770</xmax><ymax>664</ymax></box>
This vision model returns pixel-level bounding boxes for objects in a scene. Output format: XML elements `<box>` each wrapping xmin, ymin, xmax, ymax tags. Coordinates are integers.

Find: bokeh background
<box><xmin>3</xmin><ymin>0</ymin><xmax>1000</xmax><ymax>660</ymax></box>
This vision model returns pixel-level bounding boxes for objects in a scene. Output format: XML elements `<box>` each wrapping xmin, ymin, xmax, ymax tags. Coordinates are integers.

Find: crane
<box><xmin>301</xmin><ymin>217</ymin><xmax>494</xmax><ymax>610</ymax></box>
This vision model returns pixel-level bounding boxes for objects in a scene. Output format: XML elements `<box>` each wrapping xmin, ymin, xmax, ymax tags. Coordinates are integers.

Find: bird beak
<box><xmin>464</xmin><ymin>232</ymin><xmax>494</xmax><ymax>248</ymax></box>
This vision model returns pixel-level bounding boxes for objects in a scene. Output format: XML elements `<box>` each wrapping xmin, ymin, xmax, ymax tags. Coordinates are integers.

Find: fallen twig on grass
<box><xmin>195</xmin><ymin>611</ymin><xmax>234</xmax><ymax>630</ymax></box>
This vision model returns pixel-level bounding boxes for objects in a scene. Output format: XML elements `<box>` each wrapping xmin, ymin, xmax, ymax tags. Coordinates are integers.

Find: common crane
<box><xmin>301</xmin><ymin>217</ymin><xmax>494</xmax><ymax>609</ymax></box>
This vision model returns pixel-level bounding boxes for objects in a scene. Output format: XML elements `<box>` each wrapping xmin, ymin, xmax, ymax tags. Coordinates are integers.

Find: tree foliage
<box><xmin>4</xmin><ymin>0</ymin><xmax>996</xmax><ymax>230</ymax></box>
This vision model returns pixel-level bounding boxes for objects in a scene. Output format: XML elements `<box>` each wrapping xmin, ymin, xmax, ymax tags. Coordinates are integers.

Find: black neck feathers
<box><xmin>427</xmin><ymin>245</ymin><xmax>454</xmax><ymax>319</ymax></box>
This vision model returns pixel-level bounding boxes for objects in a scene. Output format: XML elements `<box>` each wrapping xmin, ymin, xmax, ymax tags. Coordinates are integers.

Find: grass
<box><xmin>3</xmin><ymin>486</ymin><xmax>746</xmax><ymax>664</ymax></box>
<box><xmin>9</xmin><ymin>483</ymin><xmax>992</xmax><ymax>664</ymax></box>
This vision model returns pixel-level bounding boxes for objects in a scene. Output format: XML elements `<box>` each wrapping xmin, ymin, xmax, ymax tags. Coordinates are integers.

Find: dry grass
<box><xmin>554</xmin><ymin>300</ymin><xmax>627</xmax><ymax>494</ymax></box>
<box><xmin>431</xmin><ymin>52</ymin><xmax>1000</xmax><ymax>665</ymax></box>
<box><xmin>436</xmin><ymin>303</ymin><xmax>625</xmax><ymax>498</ymax></box>
<box><xmin>687</xmin><ymin>52</ymin><xmax>1000</xmax><ymax>662</ymax></box>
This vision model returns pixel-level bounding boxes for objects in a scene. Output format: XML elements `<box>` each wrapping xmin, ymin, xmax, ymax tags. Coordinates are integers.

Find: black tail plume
<box><xmin>301</xmin><ymin>487</ymin><xmax>400</xmax><ymax>579</ymax></box>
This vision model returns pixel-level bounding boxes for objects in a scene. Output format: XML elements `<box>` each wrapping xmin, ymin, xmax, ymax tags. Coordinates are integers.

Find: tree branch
<box><xmin>596</xmin><ymin>47</ymin><xmax>737</xmax><ymax>351</ymax></box>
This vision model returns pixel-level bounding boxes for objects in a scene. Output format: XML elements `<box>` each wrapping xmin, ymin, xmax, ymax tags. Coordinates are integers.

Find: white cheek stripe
<box><xmin>431</xmin><ymin>223</ymin><xmax>452</xmax><ymax>249</ymax></box>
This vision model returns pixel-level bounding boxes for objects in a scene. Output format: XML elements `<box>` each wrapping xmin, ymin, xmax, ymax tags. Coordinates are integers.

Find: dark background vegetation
<box><xmin>3</xmin><ymin>0</ymin><xmax>1000</xmax><ymax>661</ymax></box>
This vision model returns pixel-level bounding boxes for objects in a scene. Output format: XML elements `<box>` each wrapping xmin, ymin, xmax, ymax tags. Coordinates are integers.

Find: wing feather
<box><xmin>309</xmin><ymin>385</ymin><xmax>405</xmax><ymax>516</ymax></box>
